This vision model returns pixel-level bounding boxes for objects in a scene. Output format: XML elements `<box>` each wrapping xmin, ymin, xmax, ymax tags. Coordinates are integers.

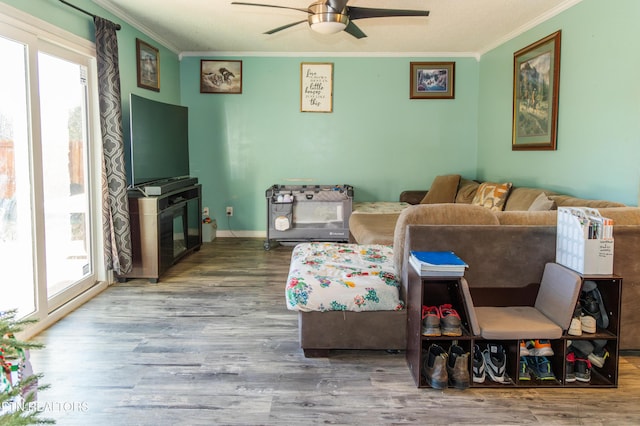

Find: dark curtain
<box><xmin>94</xmin><ymin>17</ymin><xmax>132</xmax><ymax>275</ymax></box>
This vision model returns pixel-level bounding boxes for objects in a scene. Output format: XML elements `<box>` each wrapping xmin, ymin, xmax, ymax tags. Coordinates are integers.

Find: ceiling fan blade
<box><xmin>231</xmin><ymin>2</ymin><xmax>310</xmax><ymax>14</ymax></box>
<box><xmin>347</xmin><ymin>7</ymin><xmax>429</xmax><ymax>20</ymax></box>
<box><xmin>264</xmin><ymin>19</ymin><xmax>307</xmax><ymax>35</ymax></box>
<box><xmin>344</xmin><ymin>21</ymin><xmax>366</xmax><ymax>39</ymax></box>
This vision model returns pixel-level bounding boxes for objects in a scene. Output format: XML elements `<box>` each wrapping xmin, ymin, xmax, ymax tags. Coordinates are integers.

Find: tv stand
<box><xmin>117</xmin><ymin>183</ymin><xmax>202</xmax><ymax>283</ymax></box>
<box><xmin>142</xmin><ymin>176</ymin><xmax>199</xmax><ymax>196</ymax></box>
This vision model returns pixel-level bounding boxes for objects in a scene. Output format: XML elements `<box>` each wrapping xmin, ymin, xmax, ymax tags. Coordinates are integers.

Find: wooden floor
<box><xmin>30</xmin><ymin>238</ymin><xmax>640</xmax><ymax>425</ymax></box>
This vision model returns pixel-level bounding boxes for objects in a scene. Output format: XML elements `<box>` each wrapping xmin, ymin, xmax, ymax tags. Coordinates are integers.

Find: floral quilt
<box><xmin>351</xmin><ymin>201</ymin><xmax>409</xmax><ymax>214</ymax></box>
<box><xmin>285</xmin><ymin>242</ymin><xmax>404</xmax><ymax>312</ymax></box>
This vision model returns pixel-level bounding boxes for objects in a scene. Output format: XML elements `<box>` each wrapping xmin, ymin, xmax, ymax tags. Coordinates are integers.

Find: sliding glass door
<box><xmin>0</xmin><ymin>21</ymin><xmax>101</xmax><ymax>320</ymax></box>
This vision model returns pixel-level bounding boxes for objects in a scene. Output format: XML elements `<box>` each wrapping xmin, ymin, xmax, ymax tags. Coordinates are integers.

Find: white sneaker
<box><xmin>581</xmin><ymin>315</ymin><xmax>596</xmax><ymax>333</ymax></box>
<box><xmin>568</xmin><ymin>317</ymin><xmax>582</xmax><ymax>336</ymax></box>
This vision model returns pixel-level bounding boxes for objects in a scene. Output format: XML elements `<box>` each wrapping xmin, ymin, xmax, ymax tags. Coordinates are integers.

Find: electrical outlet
<box><xmin>203</xmin><ymin>207</ymin><xmax>209</xmax><ymax>216</ymax></box>
<box><xmin>226</xmin><ymin>206</ymin><xmax>233</xmax><ymax>216</ymax></box>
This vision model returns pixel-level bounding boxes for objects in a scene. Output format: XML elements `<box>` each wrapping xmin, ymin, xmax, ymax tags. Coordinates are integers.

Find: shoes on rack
<box><xmin>588</xmin><ymin>339</ymin><xmax>610</xmax><ymax>368</ymax></box>
<box><xmin>519</xmin><ymin>358</ymin><xmax>531</xmax><ymax>381</ymax></box>
<box><xmin>575</xmin><ymin>357</ymin><xmax>592</xmax><ymax>383</ymax></box>
<box><xmin>532</xmin><ymin>339</ymin><xmax>554</xmax><ymax>357</ymax></box>
<box><xmin>580</xmin><ymin>314</ymin><xmax>597</xmax><ymax>334</ymax></box>
<box><xmin>581</xmin><ymin>281</ymin><xmax>609</xmax><ymax>329</ymax></box>
<box><xmin>568</xmin><ymin>302</ymin><xmax>583</xmax><ymax>336</ymax></box>
<box><xmin>565</xmin><ymin>352</ymin><xmax>576</xmax><ymax>383</ymax></box>
<box><xmin>421</xmin><ymin>305</ymin><xmax>441</xmax><ymax>337</ymax></box>
<box><xmin>483</xmin><ymin>343</ymin><xmax>508</xmax><ymax>384</ymax></box>
<box><xmin>422</xmin><ymin>344</ymin><xmax>449</xmax><ymax>390</ymax></box>
<box><xmin>447</xmin><ymin>344</ymin><xmax>470</xmax><ymax>389</ymax></box>
<box><xmin>569</xmin><ymin>340</ymin><xmax>594</xmax><ymax>359</ymax></box>
<box><xmin>472</xmin><ymin>344</ymin><xmax>486</xmax><ymax>384</ymax></box>
<box><xmin>519</xmin><ymin>340</ymin><xmax>533</xmax><ymax>356</ymax></box>
<box><xmin>439</xmin><ymin>304</ymin><xmax>462</xmax><ymax>337</ymax></box>
<box><xmin>526</xmin><ymin>356</ymin><xmax>556</xmax><ymax>381</ymax></box>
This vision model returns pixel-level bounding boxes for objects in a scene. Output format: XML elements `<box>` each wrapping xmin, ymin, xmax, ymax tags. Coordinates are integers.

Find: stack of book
<box><xmin>409</xmin><ymin>251</ymin><xmax>468</xmax><ymax>277</ymax></box>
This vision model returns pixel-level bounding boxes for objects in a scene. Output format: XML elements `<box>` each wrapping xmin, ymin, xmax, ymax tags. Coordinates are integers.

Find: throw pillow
<box><xmin>528</xmin><ymin>192</ymin><xmax>557</xmax><ymax>211</ymax></box>
<box><xmin>420</xmin><ymin>174</ymin><xmax>461</xmax><ymax>204</ymax></box>
<box><xmin>471</xmin><ymin>182</ymin><xmax>513</xmax><ymax>211</ymax></box>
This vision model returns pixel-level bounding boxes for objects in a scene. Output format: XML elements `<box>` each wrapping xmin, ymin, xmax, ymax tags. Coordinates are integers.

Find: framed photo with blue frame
<box><xmin>410</xmin><ymin>62</ymin><xmax>455</xmax><ymax>99</ymax></box>
<box><xmin>512</xmin><ymin>31</ymin><xmax>561</xmax><ymax>151</ymax></box>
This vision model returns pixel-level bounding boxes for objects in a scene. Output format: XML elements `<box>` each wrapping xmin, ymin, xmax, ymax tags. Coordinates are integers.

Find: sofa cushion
<box><xmin>471</xmin><ymin>182</ymin><xmax>513</xmax><ymax>211</ymax></box>
<box><xmin>392</xmin><ymin>204</ymin><xmax>500</xmax><ymax>275</ymax></box>
<box><xmin>504</xmin><ymin>187</ymin><xmax>555</xmax><ymax>211</ymax></box>
<box><xmin>455</xmin><ymin>178</ymin><xmax>480</xmax><ymax>204</ymax></box>
<box><xmin>528</xmin><ymin>192</ymin><xmax>557</xmax><ymax>211</ymax></box>
<box><xmin>420</xmin><ymin>174</ymin><xmax>461</xmax><ymax>204</ymax></box>
<box><xmin>550</xmin><ymin>195</ymin><xmax>626</xmax><ymax>208</ymax></box>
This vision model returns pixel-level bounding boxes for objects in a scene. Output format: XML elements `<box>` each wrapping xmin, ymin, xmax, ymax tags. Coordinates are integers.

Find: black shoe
<box><xmin>447</xmin><ymin>344</ymin><xmax>470</xmax><ymax>389</ymax></box>
<box><xmin>575</xmin><ymin>358</ymin><xmax>592</xmax><ymax>383</ymax></box>
<box><xmin>422</xmin><ymin>344</ymin><xmax>448</xmax><ymax>389</ymax></box>
<box><xmin>581</xmin><ymin>281</ymin><xmax>609</xmax><ymax>329</ymax></box>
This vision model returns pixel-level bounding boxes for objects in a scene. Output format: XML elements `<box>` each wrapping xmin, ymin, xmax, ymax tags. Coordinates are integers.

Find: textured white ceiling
<box><xmin>92</xmin><ymin>0</ymin><xmax>581</xmax><ymax>56</ymax></box>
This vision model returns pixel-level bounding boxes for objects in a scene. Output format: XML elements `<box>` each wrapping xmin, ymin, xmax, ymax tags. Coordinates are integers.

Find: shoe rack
<box><xmin>405</xmin><ymin>266</ymin><xmax>621</xmax><ymax>389</ymax></box>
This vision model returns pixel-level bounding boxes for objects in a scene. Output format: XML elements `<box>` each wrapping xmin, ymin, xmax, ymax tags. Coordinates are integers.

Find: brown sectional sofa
<box><xmin>349</xmin><ymin>178</ymin><xmax>640</xmax><ymax>350</ymax></box>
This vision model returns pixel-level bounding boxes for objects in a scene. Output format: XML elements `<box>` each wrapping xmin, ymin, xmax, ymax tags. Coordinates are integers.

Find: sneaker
<box><xmin>588</xmin><ymin>340</ymin><xmax>610</xmax><ymax>368</ymax></box>
<box><xmin>580</xmin><ymin>315</ymin><xmax>597</xmax><ymax>334</ymax></box>
<box><xmin>519</xmin><ymin>340</ymin><xmax>533</xmax><ymax>356</ymax></box>
<box><xmin>483</xmin><ymin>344</ymin><xmax>508</xmax><ymax>384</ymax></box>
<box><xmin>447</xmin><ymin>344</ymin><xmax>470</xmax><ymax>389</ymax></box>
<box><xmin>568</xmin><ymin>302</ymin><xmax>583</xmax><ymax>336</ymax></box>
<box><xmin>527</xmin><ymin>356</ymin><xmax>556</xmax><ymax>381</ymax></box>
<box><xmin>565</xmin><ymin>352</ymin><xmax>576</xmax><ymax>383</ymax></box>
<box><xmin>421</xmin><ymin>306</ymin><xmax>441</xmax><ymax>336</ymax></box>
<box><xmin>575</xmin><ymin>358</ymin><xmax>592</xmax><ymax>383</ymax></box>
<box><xmin>422</xmin><ymin>344</ymin><xmax>449</xmax><ymax>389</ymax></box>
<box><xmin>472</xmin><ymin>344</ymin><xmax>486</xmax><ymax>384</ymax></box>
<box><xmin>519</xmin><ymin>357</ymin><xmax>531</xmax><ymax>381</ymax></box>
<box><xmin>569</xmin><ymin>340</ymin><xmax>594</xmax><ymax>359</ymax></box>
<box><xmin>532</xmin><ymin>340</ymin><xmax>554</xmax><ymax>356</ymax></box>
<box><xmin>439</xmin><ymin>304</ymin><xmax>462</xmax><ymax>336</ymax></box>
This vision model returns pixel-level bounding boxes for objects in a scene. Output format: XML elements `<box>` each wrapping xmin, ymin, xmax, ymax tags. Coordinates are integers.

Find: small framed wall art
<box><xmin>300</xmin><ymin>62</ymin><xmax>333</xmax><ymax>112</ymax></box>
<box><xmin>410</xmin><ymin>62</ymin><xmax>455</xmax><ymax>99</ymax></box>
<box><xmin>200</xmin><ymin>60</ymin><xmax>243</xmax><ymax>94</ymax></box>
<box><xmin>136</xmin><ymin>38</ymin><xmax>160</xmax><ymax>92</ymax></box>
<box><xmin>512</xmin><ymin>30</ymin><xmax>561</xmax><ymax>151</ymax></box>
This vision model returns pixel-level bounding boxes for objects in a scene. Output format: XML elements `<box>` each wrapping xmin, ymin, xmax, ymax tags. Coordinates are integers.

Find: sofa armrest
<box><xmin>399</xmin><ymin>190</ymin><xmax>427</xmax><ymax>205</ymax></box>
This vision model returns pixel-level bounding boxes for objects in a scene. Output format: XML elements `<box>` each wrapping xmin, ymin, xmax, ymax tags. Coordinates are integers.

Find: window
<box><xmin>0</xmin><ymin>8</ymin><xmax>105</xmax><ymax>330</ymax></box>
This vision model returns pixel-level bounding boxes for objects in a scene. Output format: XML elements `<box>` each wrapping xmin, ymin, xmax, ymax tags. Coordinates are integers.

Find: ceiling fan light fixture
<box><xmin>308</xmin><ymin>2</ymin><xmax>348</xmax><ymax>34</ymax></box>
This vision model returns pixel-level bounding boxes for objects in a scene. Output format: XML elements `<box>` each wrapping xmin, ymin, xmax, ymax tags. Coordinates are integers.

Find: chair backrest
<box><xmin>534</xmin><ymin>262</ymin><xmax>582</xmax><ymax>329</ymax></box>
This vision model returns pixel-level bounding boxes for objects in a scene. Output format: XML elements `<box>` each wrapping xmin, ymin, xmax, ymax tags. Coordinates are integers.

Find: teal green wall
<box><xmin>0</xmin><ymin>0</ymin><xmax>182</xmax><ymax>136</ymax></box>
<box><xmin>478</xmin><ymin>0</ymin><xmax>640</xmax><ymax>206</ymax></box>
<box><xmin>6</xmin><ymin>0</ymin><xmax>639</xmax><ymax>234</ymax></box>
<box><xmin>182</xmin><ymin>56</ymin><xmax>479</xmax><ymax>231</ymax></box>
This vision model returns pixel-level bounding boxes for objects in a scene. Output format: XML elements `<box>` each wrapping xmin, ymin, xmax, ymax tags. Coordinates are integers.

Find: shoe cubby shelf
<box><xmin>405</xmin><ymin>267</ymin><xmax>621</xmax><ymax>389</ymax></box>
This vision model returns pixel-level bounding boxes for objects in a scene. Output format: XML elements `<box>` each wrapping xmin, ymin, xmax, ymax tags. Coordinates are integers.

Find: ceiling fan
<box><xmin>231</xmin><ymin>0</ymin><xmax>429</xmax><ymax>39</ymax></box>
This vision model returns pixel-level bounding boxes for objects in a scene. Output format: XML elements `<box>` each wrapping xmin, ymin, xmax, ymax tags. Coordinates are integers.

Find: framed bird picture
<box><xmin>200</xmin><ymin>60</ymin><xmax>242</xmax><ymax>94</ymax></box>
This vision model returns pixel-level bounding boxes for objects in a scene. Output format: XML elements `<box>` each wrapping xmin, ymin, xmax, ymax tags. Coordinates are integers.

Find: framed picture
<box><xmin>300</xmin><ymin>62</ymin><xmax>333</xmax><ymax>112</ymax></box>
<box><xmin>200</xmin><ymin>60</ymin><xmax>242</xmax><ymax>94</ymax></box>
<box><xmin>410</xmin><ymin>62</ymin><xmax>455</xmax><ymax>99</ymax></box>
<box><xmin>512</xmin><ymin>31</ymin><xmax>561</xmax><ymax>150</ymax></box>
<box><xmin>136</xmin><ymin>39</ymin><xmax>159</xmax><ymax>92</ymax></box>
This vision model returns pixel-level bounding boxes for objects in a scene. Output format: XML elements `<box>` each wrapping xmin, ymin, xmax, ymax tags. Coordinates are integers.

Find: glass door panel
<box><xmin>38</xmin><ymin>51</ymin><xmax>94</xmax><ymax>308</ymax></box>
<box><xmin>0</xmin><ymin>36</ymin><xmax>35</xmax><ymax>317</ymax></box>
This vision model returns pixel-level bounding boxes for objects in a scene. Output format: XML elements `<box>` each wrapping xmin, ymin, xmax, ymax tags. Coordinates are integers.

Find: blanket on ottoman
<box><xmin>285</xmin><ymin>242</ymin><xmax>404</xmax><ymax>312</ymax></box>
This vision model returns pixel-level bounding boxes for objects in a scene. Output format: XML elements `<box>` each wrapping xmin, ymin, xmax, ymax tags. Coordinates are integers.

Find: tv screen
<box><xmin>129</xmin><ymin>94</ymin><xmax>189</xmax><ymax>186</ymax></box>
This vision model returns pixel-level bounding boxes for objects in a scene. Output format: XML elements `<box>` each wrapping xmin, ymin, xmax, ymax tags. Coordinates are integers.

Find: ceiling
<box><xmin>91</xmin><ymin>0</ymin><xmax>581</xmax><ymax>56</ymax></box>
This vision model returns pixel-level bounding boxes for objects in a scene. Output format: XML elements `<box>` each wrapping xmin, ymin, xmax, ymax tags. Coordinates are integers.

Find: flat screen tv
<box><xmin>129</xmin><ymin>94</ymin><xmax>189</xmax><ymax>186</ymax></box>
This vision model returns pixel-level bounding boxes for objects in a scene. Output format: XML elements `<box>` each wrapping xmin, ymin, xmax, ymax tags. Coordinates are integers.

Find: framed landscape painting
<box><xmin>410</xmin><ymin>62</ymin><xmax>455</xmax><ymax>99</ymax></box>
<box><xmin>512</xmin><ymin>31</ymin><xmax>561</xmax><ymax>150</ymax></box>
<box><xmin>136</xmin><ymin>39</ymin><xmax>160</xmax><ymax>92</ymax></box>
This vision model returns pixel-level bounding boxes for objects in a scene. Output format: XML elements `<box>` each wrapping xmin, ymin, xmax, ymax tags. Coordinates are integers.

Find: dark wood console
<box><xmin>118</xmin><ymin>184</ymin><xmax>202</xmax><ymax>283</ymax></box>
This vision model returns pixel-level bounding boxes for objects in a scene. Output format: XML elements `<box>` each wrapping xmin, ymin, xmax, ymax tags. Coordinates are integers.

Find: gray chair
<box><xmin>473</xmin><ymin>262</ymin><xmax>582</xmax><ymax>339</ymax></box>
